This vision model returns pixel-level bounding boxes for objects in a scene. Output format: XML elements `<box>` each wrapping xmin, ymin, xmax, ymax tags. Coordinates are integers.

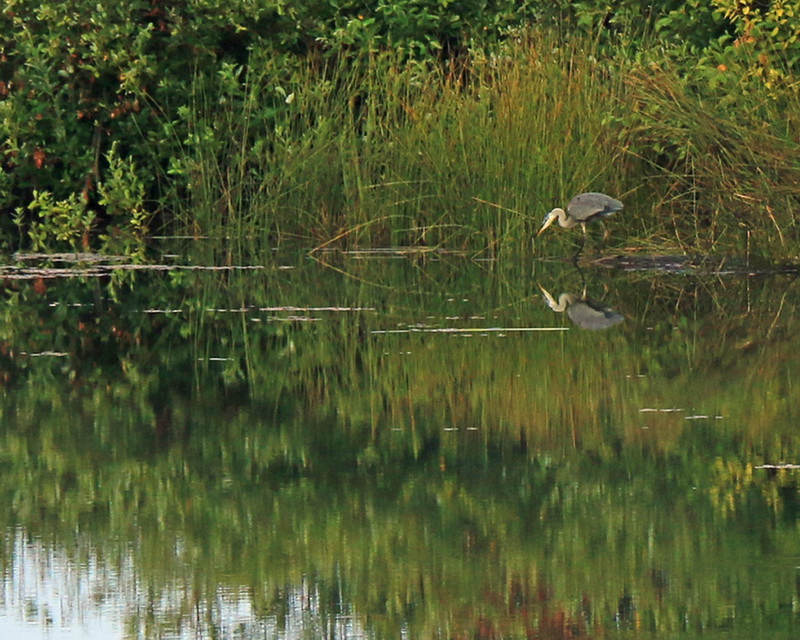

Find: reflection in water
<box><xmin>4</xmin><ymin>251</ymin><xmax>800</xmax><ymax>639</ymax></box>
<box><xmin>1</xmin><ymin>528</ymin><xmax>127</xmax><ymax>639</ymax></box>
<box><xmin>538</xmin><ymin>284</ymin><xmax>624</xmax><ymax>330</ymax></box>
<box><xmin>0</xmin><ymin>528</ymin><xmax>364</xmax><ymax>640</ymax></box>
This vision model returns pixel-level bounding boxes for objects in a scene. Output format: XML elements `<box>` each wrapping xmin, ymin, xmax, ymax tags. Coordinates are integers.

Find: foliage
<box><xmin>1</xmin><ymin>1</ymin><xmax>800</xmax><ymax>256</ymax></box>
<box><xmin>15</xmin><ymin>190</ymin><xmax>93</xmax><ymax>251</ymax></box>
<box><xmin>0</xmin><ymin>0</ymin><xmax>539</xmax><ymax>252</ymax></box>
<box><xmin>96</xmin><ymin>141</ymin><xmax>150</xmax><ymax>258</ymax></box>
<box><xmin>711</xmin><ymin>0</ymin><xmax>800</xmax><ymax>88</ymax></box>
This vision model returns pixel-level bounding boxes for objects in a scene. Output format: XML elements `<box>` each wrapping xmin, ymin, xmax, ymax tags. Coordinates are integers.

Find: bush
<box><xmin>1</xmin><ymin>1</ymin><xmax>798</xmax><ymax>254</ymax></box>
<box><xmin>0</xmin><ymin>0</ymin><xmax>541</xmax><ymax>251</ymax></box>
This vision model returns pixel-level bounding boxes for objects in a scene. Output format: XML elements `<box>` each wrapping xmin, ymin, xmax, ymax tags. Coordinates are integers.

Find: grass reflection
<box><xmin>1</xmin><ymin>253</ymin><xmax>800</xmax><ymax>638</ymax></box>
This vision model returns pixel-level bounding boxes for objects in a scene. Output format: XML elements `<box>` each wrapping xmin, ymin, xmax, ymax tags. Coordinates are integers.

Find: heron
<box><xmin>538</xmin><ymin>284</ymin><xmax>624</xmax><ymax>331</ymax></box>
<box><xmin>537</xmin><ymin>192</ymin><xmax>623</xmax><ymax>254</ymax></box>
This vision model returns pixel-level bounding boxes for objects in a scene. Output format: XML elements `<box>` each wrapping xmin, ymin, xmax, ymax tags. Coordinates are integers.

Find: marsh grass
<box><xmin>625</xmin><ymin>64</ymin><xmax>800</xmax><ymax>259</ymax></box>
<box><xmin>173</xmin><ymin>31</ymin><xmax>800</xmax><ymax>260</ymax></box>
<box><xmin>172</xmin><ymin>35</ymin><xmax>631</xmax><ymax>255</ymax></box>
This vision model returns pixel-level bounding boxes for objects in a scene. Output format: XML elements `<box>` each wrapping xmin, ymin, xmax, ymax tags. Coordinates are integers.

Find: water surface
<box><xmin>1</xmin><ymin>248</ymin><xmax>799</xmax><ymax>639</ymax></box>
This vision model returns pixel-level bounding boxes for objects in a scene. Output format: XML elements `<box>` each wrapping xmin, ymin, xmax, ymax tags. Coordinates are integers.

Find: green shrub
<box><xmin>0</xmin><ymin>0</ymin><xmax>541</xmax><ymax>252</ymax></box>
<box><xmin>1</xmin><ymin>1</ymin><xmax>799</xmax><ymax>255</ymax></box>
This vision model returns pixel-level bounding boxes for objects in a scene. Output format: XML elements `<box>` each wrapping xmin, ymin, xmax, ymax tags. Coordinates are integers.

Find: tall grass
<box><xmin>174</xmin><ymin>34</ymin><xmax>631</xmax><ymax>256</ymax></box>
<box><xmin>625</xmin><ymin>64</ymin><xmax>800</xmax><ymax>259</ymax></box>
<box><xmin>174</xmin><ymin>30</ymin><xmax>800</xmax><ymax>260</ymax></box>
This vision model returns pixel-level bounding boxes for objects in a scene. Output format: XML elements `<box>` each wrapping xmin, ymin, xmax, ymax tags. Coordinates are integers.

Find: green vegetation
<box><xmin>2</xmin><ymin>1</ymin><xmax>800</xmax><ymax>258</ymax></box>
<box><xmin>4</xmin><ymin>5</ymin><xmax>800</xmax><ymax>636</ymax></box>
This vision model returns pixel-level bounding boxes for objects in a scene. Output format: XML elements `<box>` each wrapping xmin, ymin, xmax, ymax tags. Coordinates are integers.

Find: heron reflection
<box><xmin>539</xmin><ymin>284</ymin><xmax>624</xmax><ymax>331</ymax></box>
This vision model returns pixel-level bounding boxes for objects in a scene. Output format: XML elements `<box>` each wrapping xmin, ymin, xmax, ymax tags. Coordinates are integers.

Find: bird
<box><xmin>537</xmin><ymin>192</ymin><xmax>623</xmax><ymax>254</ymax></box>
<box><xmin>538</xmin><ymin>284</ymin><xmax>624</xmax><ymax>331</ymax></box>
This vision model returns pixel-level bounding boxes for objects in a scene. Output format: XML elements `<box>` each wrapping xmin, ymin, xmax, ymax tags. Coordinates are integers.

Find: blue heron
<box><xmin>539</xmin><ymin>284</ymin><xmax>624</xmax><ymax>331</ymax></box>
<box><xmin>537</xmin><ymin>192</ymin><xmax>623</xmax><ymax>253</ymax></box>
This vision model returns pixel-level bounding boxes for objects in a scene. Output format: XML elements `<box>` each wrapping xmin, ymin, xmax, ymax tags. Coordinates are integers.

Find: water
<box><xmin>1</xmin><ymin>248</ymin><xmax>799</xmax><ymax>639</ymax></box>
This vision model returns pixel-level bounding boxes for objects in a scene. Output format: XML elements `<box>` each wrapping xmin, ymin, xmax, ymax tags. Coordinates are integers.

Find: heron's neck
<box><xmin>541</xmin><ymin>289</ymin><xmax>577</xmax><ymax>312</ymax></box>
<box><xmin>553</xmin><ymin>293</ymin><xmax>577</xmax><ymax>312</ymax></box>
<box><xmin>553</xmin><ymin>208</ymin><xmax>577</xmax><ymax>229</ymax></box>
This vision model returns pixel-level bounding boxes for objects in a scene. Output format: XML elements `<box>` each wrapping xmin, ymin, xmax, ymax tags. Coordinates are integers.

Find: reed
<box><xmin>172</xmin><ymin>34</ymin><xmax>632</xmax><ymax>254</ymax></box>
<box><xmin>173</xmin><ymin>30</ymin><xmax>800</xmax><ymax>259</ymax></box>
<box><xmin>625</xmin><ymin>62</ymin><xmax>800</xmax><ymax>259</ymax></box>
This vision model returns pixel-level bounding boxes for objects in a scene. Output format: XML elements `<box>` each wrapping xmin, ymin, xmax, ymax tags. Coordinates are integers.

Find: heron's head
<box><xmin>538</xmin><ymin>283</ymin><xmax>558</xmax><ymax>308</ymax></box>
<box><xmin>537</xmin><ymin>208</ymin><xmax>563</xmax><ymax>236</ymax></box>
<box><xmin>538</xmin><ymin>284</ymin><xmax>576</xmax><ymax>312</ymax></box>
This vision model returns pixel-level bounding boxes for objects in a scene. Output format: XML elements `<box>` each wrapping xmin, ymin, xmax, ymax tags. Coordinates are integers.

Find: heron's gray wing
<box><xmin>566</xmin><ymin>298</ymin><xmax>624</xmax><ymax>330</ymax></box>
<box><xmin>568</xmin><ymin>192</ymin><xmax>623</xmax><ymax>221</ymax></box>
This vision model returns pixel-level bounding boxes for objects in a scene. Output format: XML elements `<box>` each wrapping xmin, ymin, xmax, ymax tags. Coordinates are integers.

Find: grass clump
<box><xmin>3</xmin><ymin>0</ymin><xmax>800</xmax><ymax>259</ymax></box>
<box><xmin>625</xmin><ymin>62</ymin><xmax>800</xmax><ymax>258</ymax></box>
<box><xmin>174</xmin><ymin>36</ymin><xmax>634</xmax><ymax>256</ymax></box>
<box><xmin>174</xmin><ymin>31</ymin><xmax>800</xmax><ymax>260</ymax></box>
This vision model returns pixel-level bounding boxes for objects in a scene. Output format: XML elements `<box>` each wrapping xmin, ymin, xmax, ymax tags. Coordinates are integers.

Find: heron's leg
<box><xmin>575</xmin><ymin>262</ymin><xmax>587</xmax><ymax>298</ymax></box>
<box><xmin>572</xmin><ymin>225</ymin><xmax>587</xmax><ymax>259</ymax></box>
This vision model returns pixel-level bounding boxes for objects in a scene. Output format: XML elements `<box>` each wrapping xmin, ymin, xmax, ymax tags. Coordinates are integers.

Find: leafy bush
<box><xmin>1</xmin><ymin>0</ymin><xmax>233</xmax><ymax>249</ymax></box>
<box><xmin>0</xmin><ymin>0</ymin><xmax>541</xmax><ymax>252</ymax></box>
<box><xmin>710</xmin><ymin>0</ymin><xmax>800</xmax><ymax>89</ymax></box>
<box><xmin>1</xmin><ymin>0</ymin><xmax>799</xmax><ymax>255</ymax></box>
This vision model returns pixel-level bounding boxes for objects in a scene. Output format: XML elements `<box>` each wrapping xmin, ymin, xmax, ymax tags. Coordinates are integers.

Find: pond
<box><xmin>1</xmin><ymin>246</ymin><xmax>800</xmax><ymax>639</ymax></box>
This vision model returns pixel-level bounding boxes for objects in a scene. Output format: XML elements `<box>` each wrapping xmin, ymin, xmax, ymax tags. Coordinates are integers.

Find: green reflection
<box><xmin>1</xmin><ymin>252</ymin><xmax>800</xmax><ymax>638</ymax></box>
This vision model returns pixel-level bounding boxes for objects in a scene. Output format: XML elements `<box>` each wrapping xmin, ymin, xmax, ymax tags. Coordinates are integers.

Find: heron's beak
<box><xmin>538</xmin><ymin>283</ymin><xmax>558</xmax><ymax>309</ymax></box>
<box><xmin>536</xmin><ymin>211</ymin><xmax>556</xmax><ymax>236</ymax></box>
<box><xmin>536</xmin><ymin>282</ymin><xmax>556</xmax><ymax>307</ymax></box>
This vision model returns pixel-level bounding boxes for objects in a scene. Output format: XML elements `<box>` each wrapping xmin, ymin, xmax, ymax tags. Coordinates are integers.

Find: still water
<box><xmin>1</xmin><ymin>248</ymin><xmax>800</xmax><ymax>639</ymax></box>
